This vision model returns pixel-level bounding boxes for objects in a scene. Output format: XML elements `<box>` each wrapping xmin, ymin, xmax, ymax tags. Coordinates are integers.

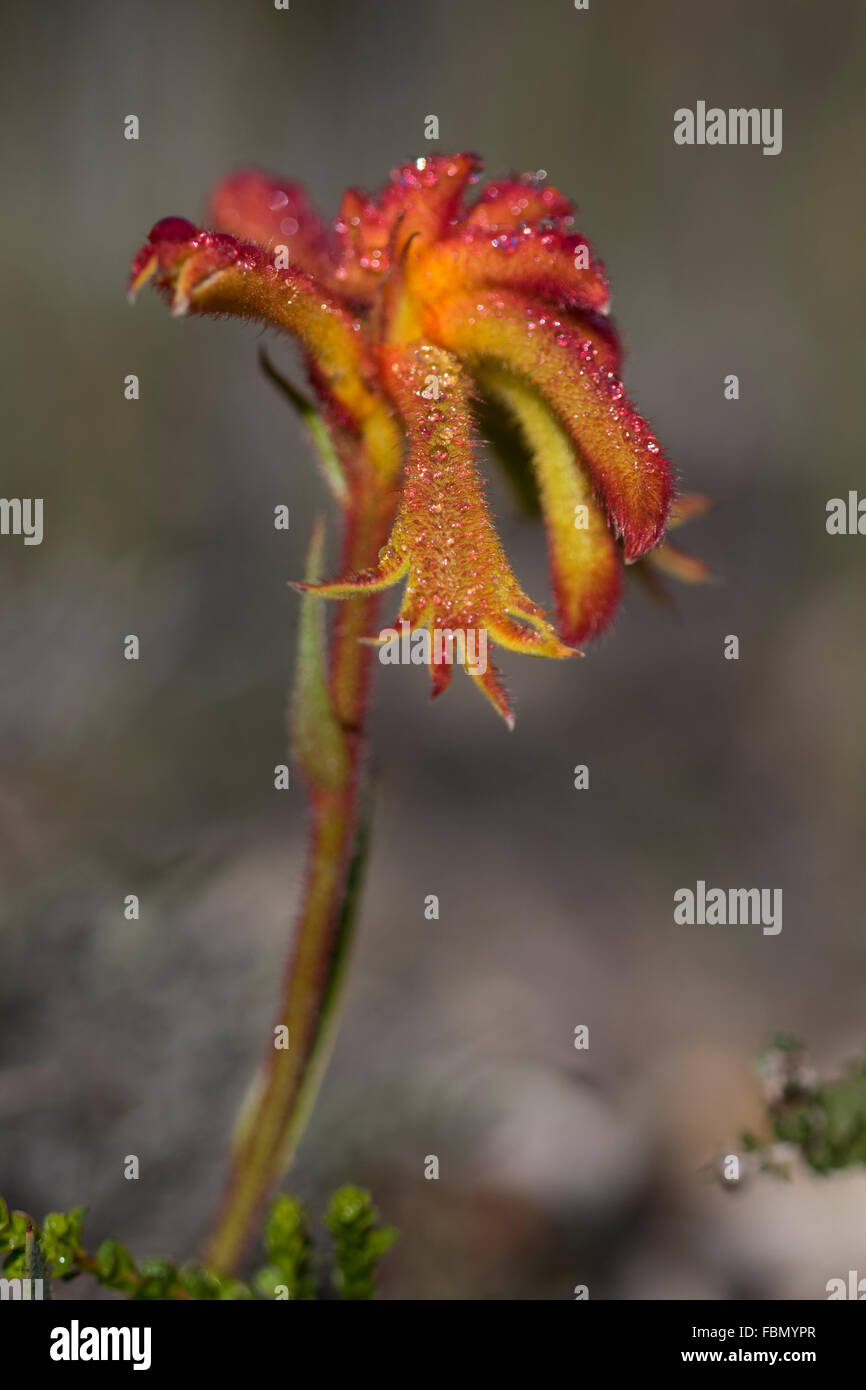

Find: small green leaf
<box><xmin>95</xmin><ymin>1238</ymin><xmax>139</xmax><ymax>1294</ymax></box>
<box><xmin>325</xmin><ymin>1184</ymin><xmax>396</xmax><ymax>1300</ymax></box>
<box><xmin>134</xmin><ymin>1259</ymin><xmax>179</xmax><ymax>1300</ymax></box>
<box><xmin>291</xmin><ymin>518</ymin><xmax>350</xmax><ymax>792</ymax></box>
<box><xmin>259</xmin><ymin>347</ymin><xmax>349</xmax><ymax>505</ymax></box>
<box><xmin>217</xmin><ymin>1279</ymin><xmax>255</xmax><ymax>1301</ymax></box>
<box><xmin>255</xmin><ymin>1194</ymin><xmax>316</xmax><ymax>1300</ymax></box>
<box><xmin>178</xmin><ymin>1264</ymin><xmax>222</xmax><ymax>1300</ymax></box>
<box><xmin>1</xmin><ymin>1211</ymin><xmax>32</xmax><ymax>1272</ymax></box>
<box><xmin>41</xmin><ymin>1206</ymin><xmax>85</xmax><ymax>1275</ymax></box>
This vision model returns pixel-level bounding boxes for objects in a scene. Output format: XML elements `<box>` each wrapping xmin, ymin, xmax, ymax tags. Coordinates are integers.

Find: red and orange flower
<box><xmin>130</xmin><ymin>153</ymin><xmax>705</xmax><ymax>726</ymax></box>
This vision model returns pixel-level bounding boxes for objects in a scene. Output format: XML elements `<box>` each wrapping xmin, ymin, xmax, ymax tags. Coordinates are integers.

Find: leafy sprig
<box><xmin>325</xmin><ymin>1185</ymin><xmax>398</xmax><ymax>1300</ymax></box>
<box><xmin>0</xmin><ymin>1185</ymin><xmax>395</xmax><ymax>1301</ymax></box>
<box><xmin>739</xmin><ymin>1036</ymin><xmax>866</xmax><ymax>1177</ymax></box>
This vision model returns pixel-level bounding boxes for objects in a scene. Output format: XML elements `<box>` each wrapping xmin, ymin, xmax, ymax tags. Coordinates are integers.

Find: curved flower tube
<box><xmin>299</xmin><ymin>344</ymin><xmax>574</xmax><ymax>726</ymax></box>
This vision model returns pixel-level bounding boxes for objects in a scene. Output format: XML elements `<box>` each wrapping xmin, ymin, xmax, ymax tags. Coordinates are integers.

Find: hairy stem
<box><xmin>203</xmin><ymin>477</ymin><xmax>393</xmax><ymax>1276</ymax></box>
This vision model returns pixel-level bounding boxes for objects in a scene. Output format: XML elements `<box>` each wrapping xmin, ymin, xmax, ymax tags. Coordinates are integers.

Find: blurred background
<box><xmin>1</xmin><ymin>0</ymin><xmax>865</xmax><ymax>1299</ymax></box>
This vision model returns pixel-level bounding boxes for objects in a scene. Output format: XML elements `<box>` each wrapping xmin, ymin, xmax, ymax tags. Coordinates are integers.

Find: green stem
<box><xmin>203</xmin><ymin>479</ymin><xmax>392</xmax><ymax>1276</ymax></box>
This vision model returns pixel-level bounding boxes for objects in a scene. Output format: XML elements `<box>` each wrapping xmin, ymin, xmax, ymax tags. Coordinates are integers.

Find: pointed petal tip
<box><xmin>668</xmin><ymin>492</ymin><xmax>712</xmax><ymax>527</ymax></box>
<box><xmin>489</xmin><ymin>614</ymin><xmax>577</xmax><ymax>661</ymax></box>
<box><xmin>622</xmin><ymin>516</ymin><xmax>671</xmax><ymax>564</ymax></box>
<box><xmin>429</xmin><ymin>660</ymin><xmax>454</xmax><ymax>702</ymax></box>
<box><xmin>557</xmin><ymin>603</ymin><xmax>607</xmax><ymax>649</ymax></box>
<box><xmin>127</xmin><ymin>251</ymin><xmax>158</xmax><ymax>304</ymax></box>
<box><xmin>294</xmin><ymin>570</ymin><xmax>403</xmax><ymax>599</ymax></box>
<box><xmin>468</xmin><ymin>661</ymin><xmax>517</xmax><ymax>729</ymax></box>
<box><xmin>647</xmin><ymin>544</ymin><xmax>715</xmax><ymax>585</ymax></box>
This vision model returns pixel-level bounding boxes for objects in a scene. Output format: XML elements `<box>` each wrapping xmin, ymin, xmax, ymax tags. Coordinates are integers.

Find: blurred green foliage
<box><xmin>325</xmin><ymin>1185</ymin><xmax>398</xmax><ymax>1301</ymax></box>
<box><xmin>253</xmin><ymin>1193</ymin><xmax>316</xmax><ymax>1300</ymax></box>
<box><xmin>741</xmin><ymin>1037</ymin><xmax>866</xmax><ymax>1176</ymax></box>
<box><xmin>0</xmin><ymin>1185</ymin><xmax>395</xmax><ymax>1301</ymax></box>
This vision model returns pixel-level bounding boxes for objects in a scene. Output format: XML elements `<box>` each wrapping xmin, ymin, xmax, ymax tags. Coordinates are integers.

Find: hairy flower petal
<box><xmin>420</xmin><ymin>225</ymin><xmax>610</xmax><ymax>316</ymax></box>
<box><xmin>208</xmin><ymin>169</ymin><xmax>336</xmax><ymax>284</ymax></box>
<box><xmin>463</xmin><ymin>177</ymin><xmax>574</xmax><ymax>230</ymax></box>
<box><xmin>378</xmin><ymin>154</ymin><xmax>482</xmax><ymax>238</ymax></box>
<box><xmin>333</xmin><ymin>153</ymin><xmax>481</xmax><ymax>297</ymax></box>
<box><xmin>468</xmin><ymin>662</ymin><xmax>518</xmax><ymax>729</ymax></box>
<box><xmin>429</xmin><ymin>289</ymin><xmax>673</xmax><ymax>560</ymax></box>
<box><xmin>129</xmin><ymin>218</ymin><xmax>401</xmax><ymax>481</ymax></box>
<box><xmin>301</xmin><ymin>345</ymin><xmax>573</xmax><ymax>724</ymax></box>
<box><xmin>480</xmin><ymin>367</ymin><xmax>622</xmax><ymax>643</ymax></box>
<box><xmin>380</xmin><ymin>345</ymin><xmax>570</xmax><ymax>651</ymax></box>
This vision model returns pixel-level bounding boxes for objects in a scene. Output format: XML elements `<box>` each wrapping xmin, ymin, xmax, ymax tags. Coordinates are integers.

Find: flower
<box><xmin>130</xmin><ymin>154</ymin><xmax>703</xmax><ymax>726</ymax></box>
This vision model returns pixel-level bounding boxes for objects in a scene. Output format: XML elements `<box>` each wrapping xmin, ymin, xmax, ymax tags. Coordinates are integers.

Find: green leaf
<box><xmin>178</xmin><ymin>1264</ymin><xmax>222</xmax><ymax>1300</ymax></box>
<box><xmin>1</xmin><ymin>1211</ymin><xmax>32</xmax><ymax>1272</ymax></box>
<box><xmin>95</xmin><ymin>1238</ymin><xmax>140</xmax><ymax>1294</ymax></box>
<box><xmin>758</xmin><ymin>1042</ymin><xmax>866</xmax><ymax>1175</ymax></box>
<box><xmin>325</xmin><ymin>1185</ymin><xmax>396</xmax><ymax>1300</ymax></box>
<box><xmin>41</xmin><ymin>1206</ymin><xmax>85</xmax><ymax>1276</ymax></box>
<box><xmin>255</xmin><ymin>1194</ymin><xmax>316</xmax><ymax>1300</ymax></box>
<box><xmin>134</xmin><ymin>1259</ymin><xmax>180</xmax><ymax>1300</ymax></box>
<box><xmin>216</xmin><ymin>1278</ymin><xmax>255</xmax><ymax>1301</ymax></box>
<box><xmin>291</xmin><ymin>518</ymin><xmax>350</xmax><ymax>793</ymax></box>
<box><xmin>259</xmin><ymin>347</ymin><xmax>349</xmax><ymax>506</ymax></box>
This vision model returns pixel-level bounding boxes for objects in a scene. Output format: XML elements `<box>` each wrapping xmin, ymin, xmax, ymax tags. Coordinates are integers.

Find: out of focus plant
<box><xmin>325</xmin><ymin>1185</ymin><xmax>397</xmax><ymax>1300</ymax></box>
<box><xmin>0</xmin><ymin>1186</ymin><xmax>394</xmax><ymax>1301</ymax></box>
<box><xmin>735</xmin><ymin>1036</ymin><xmax>866</xmax><ymax>1179</ymax></box>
